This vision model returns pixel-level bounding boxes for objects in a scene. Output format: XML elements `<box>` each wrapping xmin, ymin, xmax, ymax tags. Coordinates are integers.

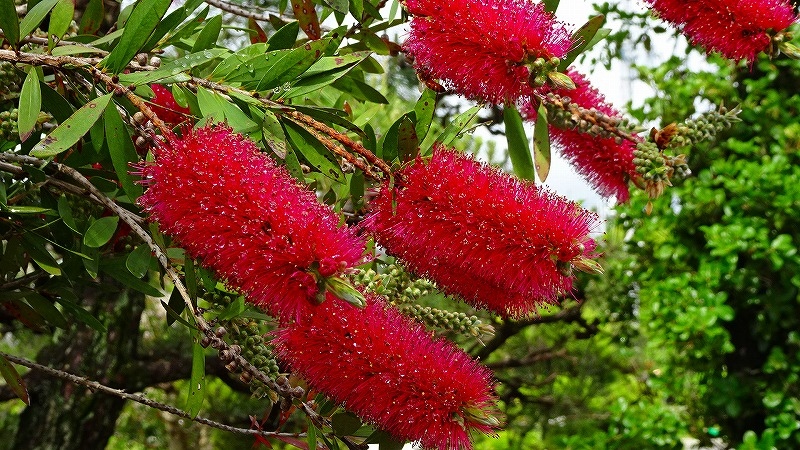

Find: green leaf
<box><xmin>283</xmin><ymin>120</ymin><xmax>344</xmax><ymax>181</ymax></box>
<box><xmin>83</xmin><ymin>216</ymin><xmax>119</xmax><ymax>248</ymax></box>
<box><xmin>104</xmin><ymin>105</ymin><xmax>143</xmax><ymax>199</ymax></box>
<box><xmin>126</xmin><ymin>245</ymin><xmax>153</xmax><ymax>279</ymax></box>
<box><xmin>30</xmin><ymin>93</ymin><xmax>113</xmax><ymax>158</ymax></box>
<box><xmin>0</xmin><ymin>0</ymin><xmax>20</xmax><ymax>46</ymax></box>
<box><xmin>119</xmin><ymin>49</ymin><xmax>227</xmax><ymax>86</ymax></box>
<box><xmin>196</xmin><ymin>87</ymin><xmax>259</xmax><ymax>133</ymax></box>
<box><xmin>365</xmin><ymin>430</ymin><xmax>405</xmax><ymax>450</ymax></box>
<box><xmin>164</xmin><ymin>289</ymin><xmax>188</xmax><ymax>327</ymax></box>
<box><xmin>306</xmin><ymin>418</ymin><xmax>318</xmax><ymax>450</ymax></box>
<box><xmin>23</xmin><ymin>292</ymin><xmax>68</xmax><ymax>329</ymax></box>
<box><xmin>185</xmin><ymin>257</ymin><xmax>197</xmax><ymax>302</ymax></box>
<box><xmin>81</xmin><ymin>244</ymin><xmax>100</xmax><ymax>278</ymax></box>
<box><xmin>209</xmin><ymin>43</ymin><xmax>268</xmax><ymax>81</ymax></box>
<box><xmin>186</xmin><ymin>338</ymin><xmax>206</xmax><ymax>418</ymax></box>
<box><xmin>52</xmin><ymin>287</ymin><xmax>106</xmax><ymax>332</ymax></box>
<box><xmin>533</xmin><ymin>103</ymin><xmax>551</xmax><ymax>183</ymax></box>
<box><xmin>543</xmin><ymin>0</ymin><xmax>559</xmax><ymax>13</ymax></box>
<box><xmin>78</xmin><ymin>0</ymin><xmax>104</xmax><ymax>34</ymax></box>
<box><xmin>19</xmin><ymin>0</ymin><xmax>59</xmax><ymax>38</ymax></box>
<box><xmin>48</xmin><ymin>0</ymin><xmax>75</xmax><ymax>42</ymax></box>
<box><xmin>427</xmin><ymin>105</ymin><xmax>481</xmax><ymax>151</ymax></box>
<box><xmin>21</xmin><ymin>233</ymin><xmax>61</xmax><ymax>276</ymax></box>
<box><xmin>330</xmin><ymin>75</ymin><xmax>388</xmax><ymax>104</ymax></box>
<box><xmin>0</xmin><ymin>354</ymin><xmax>29</xmax><ymax>405</ymax></box>
<box><xmin>57</xmin><ymin>195</ymin><xmax>79</xmax><ymax>233</ymax></box>
<box><xmin>267</xmin><ymin>20</ymin><xmax>299</xmax><ymax>50</ymax></box>
<box><xmin>244</xmin><ymin>40</ymin><xmax>328</xmax><ymax>91</ymax></box>
<box><xmin>101</xmin><ymin>257</ymin><xmax>163</xmax><ymax>297</ymax></box>
<box><xmin>504</xmin><ymin>106</ymin><xmax>534</xmax><ymax>181</ymax></box>
<box><xmin>100</xmin><ymin>0</ymin><xmax>172</xmax><ymax>73</ymax></box>
<box><xmin>324</xmin><ymin>277</ymin><xmax>366</xmax><ymax>308</ymax></box>
<box><xmin>331</xmin><ymin>411</ymin><xmax>362</xmax><ymax>436</ymax></box>
<box><xmin>558</xmin><ymin>14</ymin><xmax>605</xmax><ymax>71</ymax></box>
<box><xmin>217</xmin><ymin>296</ymin><xmax>247</xmax><ymax>321</ymax></box>
<box><xmin>398</xmin><ymin>115</ymin><xmax>419</xmax><ymax>164</ymax></box>
<box><xmin>414</xmin><ymin>88</ymin><xmax>437</xmax><ymax>143</ymax></box>
<box><xmin>191</xmin><ymin>14</ymin><xmax>222</xmax><ymax>52</ymax></box>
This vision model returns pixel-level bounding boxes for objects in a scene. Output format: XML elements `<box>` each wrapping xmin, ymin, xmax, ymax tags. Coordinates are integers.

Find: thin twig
<box><xmin>203</xmin><ymin>0</ymin><xmax>283</xmax><ymax>21</ymax></box>
<box><xmin>0</xmin><ymin>351</ymin><xmax>306</xmax><ymax>438</ymax></box>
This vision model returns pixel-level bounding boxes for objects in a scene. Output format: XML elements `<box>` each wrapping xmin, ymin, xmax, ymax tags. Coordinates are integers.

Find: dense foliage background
<box><xmin>1</xmin><ymin>0</ymin><xmax>798</xmax><ymax>449</ymax></box>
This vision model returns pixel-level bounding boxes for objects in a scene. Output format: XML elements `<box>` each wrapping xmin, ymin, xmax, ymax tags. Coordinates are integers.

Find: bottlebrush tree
<box><xmin>0</xmin><ymin>0</ymin><xmax>797</xmax><ymax>449</ymax></box>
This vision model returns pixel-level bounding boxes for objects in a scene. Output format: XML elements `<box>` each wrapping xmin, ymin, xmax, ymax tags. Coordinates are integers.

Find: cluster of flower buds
<box><xmin>353</xmin><ymin>265</ymin><xmax>495</xmax><ymax>338</ymax></box>
<box><xmin>527</xmin><ymin>57</ymin><xmax>575</xmax><ymax>90</ymax></box>
<box><xmin>0</xmin><ymin>108</ymin><xmax>19</xmax><ymax>142</ymax></box>
<box><xmin>220</xmin><ymin>315</ymin><xmax>281</xmax><ymax>399</ymax></box>
<box><xmin>541</xmin><ymin>92</ymin><xmax>639</xmax><ymax>143</ymax></box>
<box><xmin>0</xmin><ymin>62</ymin><xmax>21</xmax><ymax>99</ymax></box>
<box><xmin>665</xmin><ymin>105</ymin><xmax>742</xmax><ymax>149</ymax></box>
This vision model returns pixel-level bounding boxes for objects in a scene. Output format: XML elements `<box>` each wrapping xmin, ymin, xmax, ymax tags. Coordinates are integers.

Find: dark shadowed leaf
<box><xmin>21</xmin><ymin>233</ymin><xmax>61</xmax><ymax>276</ymax></box>
<box><xmin>23</xmin><ymin>292</ymin><xmax>68</xmax><ymax>329</ymax></box>
<box><xmin>267</xmin><ymin>20</ymin><xmax>299</xmax><ymax>50</ymax></box>
<box><xmin>0</xmin><ymin>354</ymin><xmax>29</xmax><ymax>405</ymax></box>
<box><xmin>104</xmin><ymin>105</ymin><xmax>143</xmax><ymax>199</ymax></box>
<box><xmin>52</xmin><ymin>287</ymin><xmax>106</xmax><ymax>332</ymax></box>
<box><xmin>78</xmin><ymin>0</ymin><xmax>104</xmax><ymax>34</ymax></box>
<box><xmin>83</xmin><ymin>216</ymin><xmax>119</xmax><ymax>248</ymax></box>
<box><xmin>126</xmin><ymin>245</ymin><xmax>153</xmax><ymax>279</ymax></box>
<box><xmin>331</xmin><ymin>412</ymin><xmax>362</xmax><ymax>436</ymax></box>
<box><xmin>504</xmin><ymin>106</ymin><xmax>535</xmax><ymax>181</ymax></box>
<box><xmin>101</xmin><ymin>257</ymin><xmax>163</xmax><ymax>297</ymax></box>
<box><xmin>0</xmin><ymin>0</ymin><xmax>20</xmax><ymax>46</ymax></box>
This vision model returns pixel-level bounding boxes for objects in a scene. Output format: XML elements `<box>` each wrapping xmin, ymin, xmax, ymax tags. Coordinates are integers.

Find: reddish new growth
<box><xmin>403</xmin><ymin>0</ymin><xmax>573</xmax><ymax>104</ymax></box>
<box><xmin>138</xmin><ymin>125</ymin><xmax>365</xmax><ymax>324</ymax></box>
<box><xmin>646</xmin><ymin>0</ymin><xmax>796</xmax><ymax>62</ymax></box>
<box><xmin>522</xmin><ymin>68</ymin><xmax>638</xmax><ymax>202</ymax></box>
<box><xmin>273</xmin><ymin>292</ymin><xmax>501</xmax><ymax>450</ymax></box>
<box><xmin>364</xmin><ymin>146</ymin><xmax>601</xmax><ymax>318</ymax></box>
<box><xmin>149</xmin><ymin>84</ymin><xmax>191</xmax><ymax>126</ymax></box>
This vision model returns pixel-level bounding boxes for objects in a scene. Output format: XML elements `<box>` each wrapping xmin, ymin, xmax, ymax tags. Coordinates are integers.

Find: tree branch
<box><xmin>0</xmin><ymin>351</ymin><xmax>303</xmax><ymax>439</ymax></box>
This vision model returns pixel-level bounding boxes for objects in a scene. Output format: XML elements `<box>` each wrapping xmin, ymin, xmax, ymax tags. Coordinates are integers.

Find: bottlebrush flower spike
<box><xmin>364</xmin><ymin>146</ymin><xmax>601</xmax><ymax>318</ymax></box>
<box><xmin>403</xmin><ymin>0</ymin><xmax>573</xmax><ymax>104</ymax></box>
<box><xmin>522</xmin><ymin>68</ymin><xmax>638</xmax><ymax>202</ymax></box>
<box><xmin>273</xmin><ymin>292</ymin><xmax>501</xmax><ymax>450</ymax></box>
<box><xmin>138</xmin><ymin>124</ymin><xmax>366</xmax><ymax>324</ymax></box>
<box><xmin>149</xmin><ymin>84</ymin><xmax>191</xmax><ymax>126</ymax></box>
<box><xmin>645</xmin><ymin>0</ymin><xmax>797</xmax><ymax>62</ymax></box>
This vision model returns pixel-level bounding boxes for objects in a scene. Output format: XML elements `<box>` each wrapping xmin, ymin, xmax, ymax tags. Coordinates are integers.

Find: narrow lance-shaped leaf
<box><xmin>100</xmin><ymin>0</ymin><xmax>172</xmax><ymax>73</ymax></box>
<box><xmin>104</xmin><ymin>104</ymin><xmax>143</xmax><ymax>199</ymax></box>
<box><xmin>543</xmin><ymin>0</ymin><xmax>559</xmax><ymax>13</ymax></box>
<box><xmin>398</xmin><ymin>115</ymin><xmax>419</xmax><ymax>164</ymax></box>
<box><xmin>49</xmin><ymin>0</ymin><xmax>75</xmax><ymax>43</ymax></box>
<box><xmin>558</xmin><ymin>14</ymin><xmax>605</xmax><ymax>72</ymax></box>
<box><xmin>414</xmin><ymin>88</ymin><xmax>437</xmax><ymax>143</ymax></box>
<box><xmin>30</xmin><ymin>93</ymin><xmax>113</xmax><ymax>158</ymax></box>
<box><xmin>186</xmin><ymin>338</ymin><xmax>206</xmax><ymax>418</ymax></box>
<box><xmin>504</xmin><ymin>105</ymin><xmax>535</xmax><ymax>181</ymax></box>
<box><xmin>533</xmin><ymin>102</ymin><xmax>551</xmax><ymax>182</ymax></box>
<box><xmin>0</xmin><ymin>0</ymin><xmax>20</xmax><ymax>46</ymax></box>
<box><xmin>78</xmin><ymin>0</ymin><xmax>104</xmax><ymax>34</ymax></box>
<box><xmin>18</xmin><ymin>69</ymin><xmax>42</xmax><ymax>142</ymax></box>
<box><xmin>19</xmin><ymin>0</ymin><xmax>59</xmax><ymax>38</ymax></box>
<box><xmin>0</xmin><ymin>354</ymin><xmax>29</xmax><ymax>405</ymax></box>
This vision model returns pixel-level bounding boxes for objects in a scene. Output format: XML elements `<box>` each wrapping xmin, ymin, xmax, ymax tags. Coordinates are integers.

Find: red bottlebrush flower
<box><xmin>645</xmin><ymin>0</ymin><xmax>796</xmax><ymax>62</ymax></box>
<box><xmin>273</xmin><ymin>292</ymin><xmax>501</xmax><ymax>450</ymax></box>
<box><xmin>521</xmin><ymin>68</ymin><xmax>638</xmax><ymax>202</ymax></box>
<box><xmin>149</xmin><ymin>84</ymin><xmax>191</xmax><ymax>126</ymax></box>
<box><xmin>403</xmin><ymin>0</ymin><xmax>573</xmax><ymax>104</ymax></box>
<box><xmin>364</xmin><ymin>146</ymin><xmax>601</xmax><ymax>318</ymax></box>
<box><xmin>138</xmin><ymin>125</ymin><xmax>366</xmax><ymax>323</ymax></box>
